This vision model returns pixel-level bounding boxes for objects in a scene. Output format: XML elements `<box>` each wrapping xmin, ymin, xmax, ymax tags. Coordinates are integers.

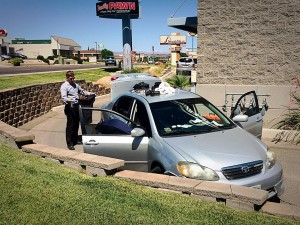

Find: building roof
<box><xmin>51</xmin><ymin>36</ymin><xmax>80</xmax><ymax>47</ymax></box>
<box><xmin>167</xmin><ymin>17</ymin><xmax>197</xmax><ymax>34</ymax></box>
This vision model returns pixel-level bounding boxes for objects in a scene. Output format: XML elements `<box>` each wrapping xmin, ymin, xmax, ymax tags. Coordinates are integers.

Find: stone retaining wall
<box><xmin>0</xmin><ymin>80</ymin><xmax>110</xmax><ymax>127</ymax></box>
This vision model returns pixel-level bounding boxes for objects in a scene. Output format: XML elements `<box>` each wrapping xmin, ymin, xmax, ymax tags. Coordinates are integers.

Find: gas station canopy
<box><xmin>167</xmin><ymin>17</ymin><xmax>197</xmax><ymax>34</ymax></box>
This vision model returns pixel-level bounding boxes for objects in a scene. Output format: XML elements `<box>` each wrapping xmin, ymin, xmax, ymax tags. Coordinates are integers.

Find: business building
<box><xmin>9</xmin><ymin>36</ymin><xmax>81</xmax><ymax>59</ymax></box>
<box><xmin>169</xmin><ymin>0</ymin><xmax>299</xmax><ymax>128</ymax></box>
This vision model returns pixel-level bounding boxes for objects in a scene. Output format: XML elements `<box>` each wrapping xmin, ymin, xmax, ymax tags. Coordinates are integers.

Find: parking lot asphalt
<box><xmin>18</xmin><ymin>94</ymin><xmax>300</xmax><ymax>207</ymax></box>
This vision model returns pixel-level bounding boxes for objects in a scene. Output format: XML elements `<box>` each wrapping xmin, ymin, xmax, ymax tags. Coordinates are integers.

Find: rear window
<box><xmin>179</xmin><ymin>58</ymin><xmax>193</xmax><ymax>63</ymax></box>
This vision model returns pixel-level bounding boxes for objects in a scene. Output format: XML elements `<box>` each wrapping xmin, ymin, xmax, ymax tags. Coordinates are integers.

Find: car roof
<box><xmin>121</xmin><ymin>89</ymin><xmax>200</xmax><ymax>104</ymax></box>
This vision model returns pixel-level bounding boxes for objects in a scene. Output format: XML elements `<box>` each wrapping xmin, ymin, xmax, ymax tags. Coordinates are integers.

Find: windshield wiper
<box><xmin>162</xmin><ymin>130</ymin><xmax>192</xmax><ymax>136</ymax></box>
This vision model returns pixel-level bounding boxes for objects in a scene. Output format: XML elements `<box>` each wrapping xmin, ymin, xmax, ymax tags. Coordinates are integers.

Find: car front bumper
<box><xmin>216</xmin><ymin>162</ymin><xmax>284</xmax><ymax>198</ymax></box>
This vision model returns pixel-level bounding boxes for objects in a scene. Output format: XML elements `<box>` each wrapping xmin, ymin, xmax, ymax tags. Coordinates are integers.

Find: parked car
<box><xmin>8</xmin><ymin>53</ymin><xmax>27</xmax><ymax>59</ymax></box>
<box><xmin>105</xmin><ymin>56</ymin><xmax>116</xmax><ymax>66</ymax></box>
<box><xmin>78</xmin><ymin>75</ymin><xmax>283</xmax><ymax>199</ymax></box>
<box><xmin>176</xmin><ymin>57</ymin><xmax>195</xmax><ymax>75</ymax></box>
<box><xmin>0</xmin><ymin>54</ymin><xmax>11</xmax><ymax>61</ymax></box>
<box><xmin>148</xmin><ymin>57</ymin><xmax>154</xmax><ymax>64</ymax></box>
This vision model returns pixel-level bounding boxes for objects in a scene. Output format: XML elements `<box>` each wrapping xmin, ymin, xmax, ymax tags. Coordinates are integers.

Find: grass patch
<box><xmin>0</xmin><ymin>69</ymin><xmax>110</xmax><ymax>90</ymax></box>
<box><xmin>0</xmin><ymin>143</ymin><xmax>297</xmax><ymax>225</ymax></box>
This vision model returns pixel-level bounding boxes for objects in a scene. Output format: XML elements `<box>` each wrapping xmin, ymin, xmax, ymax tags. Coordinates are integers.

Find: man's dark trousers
<box><xmin>64</xmin><ymin>104</ymin><xmax>79</xmax><ymax>147</ymax></box>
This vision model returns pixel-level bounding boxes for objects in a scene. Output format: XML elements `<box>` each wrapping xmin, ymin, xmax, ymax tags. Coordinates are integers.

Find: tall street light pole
<box><xmin>95</xmin><ymin>41</ymin><xmax>97</xmax><ymax>63</ymax></box>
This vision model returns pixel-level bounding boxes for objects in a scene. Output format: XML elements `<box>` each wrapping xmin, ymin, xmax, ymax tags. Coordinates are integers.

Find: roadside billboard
<box><xmin>96</xmin><ymin>0</ymin><xmax>139</xmax><ymax>19</ymax></box>
<box><xmin>160</xmin><ymin>35</ymin><xmax>186</xmax><ymax>45</ymax></box>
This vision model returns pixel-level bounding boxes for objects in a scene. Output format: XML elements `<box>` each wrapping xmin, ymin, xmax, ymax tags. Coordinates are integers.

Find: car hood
<box><xmin>162</xmin><ymin>127</ymin><xmax>267</xmax><ymax>171</ymax></box>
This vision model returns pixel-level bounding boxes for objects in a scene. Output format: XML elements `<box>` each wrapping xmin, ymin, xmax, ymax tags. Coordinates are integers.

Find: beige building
<box><xmin>169</xmin><ymin>0</ymin><xmax>299</xmax><ymax>128</ymax></box>
<box><xmin>9</xmin><ymin>36</ymin><xmax>81</xmax><ymax>59</ymax></box>
<box><xmin>196</xmin><ymin>0</ymin><xmax>299</xmax><ymax>128</ymax></box>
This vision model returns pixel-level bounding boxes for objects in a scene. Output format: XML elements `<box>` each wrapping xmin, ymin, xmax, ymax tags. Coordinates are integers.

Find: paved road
<box><xmin>19</xmin><ymin>93</ymin><xmax>300</xmax><ymax>207</ymax></box>
<box><xmin>0</xmin><ymin>63</ymin><xmax>108</xmax><ymax>76</ymax></box>
<box><xmin>269</xmin><ymin>146</ymin><xmax>300</xmax><ymax>207</ymax></box>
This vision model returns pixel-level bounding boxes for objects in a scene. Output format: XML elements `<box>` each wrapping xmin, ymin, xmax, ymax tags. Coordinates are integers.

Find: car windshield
<box><xmin>150</xmin><ymin>98</ymin><xmax>235</xmax><ymax>137</ymax></box>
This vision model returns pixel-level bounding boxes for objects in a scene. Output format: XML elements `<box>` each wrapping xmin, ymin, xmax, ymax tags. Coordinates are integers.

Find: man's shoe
<box><xmin>68</xmin><ymin>145</ymin><xmax>75</xmax><ymax>150</ymax></box>
<box><xmin>77</xmin><ymin>140</ymin><xmax>82</xmax><ymax>145</ymax></box>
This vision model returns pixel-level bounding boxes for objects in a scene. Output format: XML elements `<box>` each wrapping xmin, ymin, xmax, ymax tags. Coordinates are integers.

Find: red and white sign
<box><xmin>160</xmin><ymin>35</ymin><xmax>186</xmax><ymax>45</ymax></box>
<box><xmin>0</xmin><ymin>29</ymin><xmax>8</xmax><ymax>37</ymax></box>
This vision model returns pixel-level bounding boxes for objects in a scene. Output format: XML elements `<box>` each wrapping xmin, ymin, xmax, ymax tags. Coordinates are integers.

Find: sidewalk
<box><xmin>19</xmin><ymin>95</ymin><xmax>110</xmax><ymax>151</ymax></box>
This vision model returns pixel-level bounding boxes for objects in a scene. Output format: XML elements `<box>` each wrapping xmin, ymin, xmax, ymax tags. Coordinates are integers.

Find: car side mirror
<box><xmin>232</xmin><ymin>115</ymin><xmax>248</xmax><ymax>122</ymax></box>
<box><xmin>131</xmin><ymin>127</ymin><xmax>145</xmax><ymax>137</ymax></box>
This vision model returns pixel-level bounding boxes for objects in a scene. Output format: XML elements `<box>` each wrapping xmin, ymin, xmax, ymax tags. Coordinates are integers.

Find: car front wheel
<box><xmin>151</xmin><ymin>165</ymin><xmax>164</xmax><ymax>174</ymax></box>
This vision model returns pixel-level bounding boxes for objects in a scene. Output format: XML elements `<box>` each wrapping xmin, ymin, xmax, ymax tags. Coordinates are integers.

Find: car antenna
<box><xmin>170</xmin><ymin>0</ymin><xmax>188</xmax><ymax>18</ymax></box>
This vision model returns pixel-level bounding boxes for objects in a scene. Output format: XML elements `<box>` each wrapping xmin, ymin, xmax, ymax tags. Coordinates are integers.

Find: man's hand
<box><xmin>70</xmin><ymin>99</ymin><xmax>79</xmax><ymax>108</ymax></box>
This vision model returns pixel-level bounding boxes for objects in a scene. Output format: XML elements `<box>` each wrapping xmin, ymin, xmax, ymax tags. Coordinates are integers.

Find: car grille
<box><xmin>221</xmin><ymin>160</ymin><xmax>263</xmax><ymax>180</ymax></box>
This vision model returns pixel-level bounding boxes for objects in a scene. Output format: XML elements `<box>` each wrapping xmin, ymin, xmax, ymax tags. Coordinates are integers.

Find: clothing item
<box><xmin>64</xmin><ymin>104</ymin><xmax>80</xmax><ymax>147</ymax></box>
<box><xmin>78</xmin><ymin>94</ymin><xmax>95</xmax><ymax>124</ymax></box>
<box><xmin>60</xmin><ymin>80</ymin><xmax>88</xmax><ymax>104</ymax></box>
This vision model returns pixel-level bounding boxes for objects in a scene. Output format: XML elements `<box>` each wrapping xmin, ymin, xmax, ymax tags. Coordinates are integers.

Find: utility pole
<box><xmin>95</xmin><ymin>41</ymin><xmax>98</xmax><ymax>63</ymax></box>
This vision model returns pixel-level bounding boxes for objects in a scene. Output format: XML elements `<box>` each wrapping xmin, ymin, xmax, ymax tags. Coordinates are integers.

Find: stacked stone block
<box><xmin>197</xmin><ymin>0</ymin><xmax>299</xmax><ymax>85</ymax></box>
<box><xmin>0</xmin><ymin>80</ymin><xmax>110</xmax><ymax>127</ymax></box>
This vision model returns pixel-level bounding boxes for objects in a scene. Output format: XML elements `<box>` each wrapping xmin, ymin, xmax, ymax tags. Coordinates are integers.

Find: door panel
<box><xmin>230</xmin><ymin>91</ymin><xmax>263</xmax><ymax>139</ymax></box>
<box><xmin>79</xmin><ymin>107</ymin><xmax>149</xmax><ymax>171</ymax></box>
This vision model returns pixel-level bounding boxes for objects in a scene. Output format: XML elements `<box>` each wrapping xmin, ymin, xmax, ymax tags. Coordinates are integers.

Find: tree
<box><xmin>100</xmin><ymin>49</ymin><xmax>114</xmax><ymax>60</ymax></box>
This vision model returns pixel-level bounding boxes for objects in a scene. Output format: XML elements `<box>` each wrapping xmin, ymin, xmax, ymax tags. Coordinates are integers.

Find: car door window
<box><xmin>230</xmin><ymin>91</ymin><xmax>259</xmax><ymax>118</ymax></box>
<box><xmin>112</xmin><ymin>96</ymin><xmax>134</xmax><ymax>118</ymax></box>
<box><xmin>132</xmin><ymin>101</ymin><xmax>152</xmax><ymax>137</ymax></box>
<box><xmin>230</xmin><ymin>91</ymin><xmax>263</xmax><ymax>138</ymax></box>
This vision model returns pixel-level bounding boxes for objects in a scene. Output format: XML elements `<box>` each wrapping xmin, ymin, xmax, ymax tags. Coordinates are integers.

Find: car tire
<box><xmin>151</xmin><ymin>165</ymin><xmax>164</xmax><ymax>174</ymax></box>
<box><xmin>268</xmin><ymin>195</ymin><xmax>281</xmax><ymax>203</ymax></box>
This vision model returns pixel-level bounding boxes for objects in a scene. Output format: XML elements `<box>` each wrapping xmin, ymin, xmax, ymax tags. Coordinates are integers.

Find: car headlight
<box><xmin>177</xmin><ymin>161</ymin><xmax>219</xmax><ymax>181</ymax></box>
<box><xmin>266</xmin><ymin>151</ymin><xmax>276</xmax><ymax>169</ymax></box>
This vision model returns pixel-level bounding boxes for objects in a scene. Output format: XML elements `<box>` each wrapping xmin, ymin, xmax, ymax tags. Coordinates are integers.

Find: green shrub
<box><xmin>9</xmin><ymin>58</ymin><xmax>23</xmax><ymax>66</ymax></box>
<box><xmin>166</xmin><ymin>75</ymin><xmax>190</xmax><ymax>89</ymax></box>
<box><xmin>72</xmin><ymin>56</ymin><xmax>83</xmax><ymax>64</ymax></box>
<box><xmin>37</xmin><ymin>55</ymin><xmax>44</xmax><ymax>60</ymax></box>
<box><xmin>43</xmin><ymin>58</ymin><xmax>50</xmax><ymax>65</ymax></box>
<box><xmin>273</xmin><ymin>77</ymin><xmax>300</xmax><ymax>144</ymax></box>
<box><xmin>47</xmin><ymin>56</ymin><xmax>55</xmax><ymax>60</ymax></box>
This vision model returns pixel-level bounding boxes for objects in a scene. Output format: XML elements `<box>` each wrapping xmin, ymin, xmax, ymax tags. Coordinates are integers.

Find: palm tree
<box><xmin>166</xmin><ymin>75</ymin><xmax>190</xmax><ymax>90</ymax></box>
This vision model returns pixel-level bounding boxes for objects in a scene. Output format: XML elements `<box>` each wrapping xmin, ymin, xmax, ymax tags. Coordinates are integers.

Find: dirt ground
<box><xmin>94</xmin><ymin>76</ymin><xmax>111</xmax><ymax>88</ymax></box>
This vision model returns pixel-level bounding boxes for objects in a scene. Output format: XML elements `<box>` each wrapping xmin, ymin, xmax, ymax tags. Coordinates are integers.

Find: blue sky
<box><xmin>1</xmin><ymin>0</ymin><xmax>197</xmax><ymax>53</ymax></box>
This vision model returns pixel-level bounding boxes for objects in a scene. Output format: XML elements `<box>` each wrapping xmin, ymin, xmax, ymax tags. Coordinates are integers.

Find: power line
<box><xmin>170</xmin><ymin>0</ymin><xmax>188</xmax><ymax>18</ymax></box>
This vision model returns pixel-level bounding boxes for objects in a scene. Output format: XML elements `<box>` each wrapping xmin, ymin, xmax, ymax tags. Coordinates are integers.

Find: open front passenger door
<box><xmin>230</xmin><ymin>91</ymin><xmax>268</xmax><ymax>139</ymax></box>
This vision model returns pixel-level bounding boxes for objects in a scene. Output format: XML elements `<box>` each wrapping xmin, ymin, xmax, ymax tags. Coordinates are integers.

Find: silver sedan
<box><xmin>79</xmin><ymin>88</ymin><xmax>283</xmax><ymax>199</ymax></box>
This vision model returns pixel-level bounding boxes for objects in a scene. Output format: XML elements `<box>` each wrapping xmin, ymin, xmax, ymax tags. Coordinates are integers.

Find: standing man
<box><xmin>60</xmin><ymin>70</ymin><xmax>94</xmax><ymax>150</ymax></box>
